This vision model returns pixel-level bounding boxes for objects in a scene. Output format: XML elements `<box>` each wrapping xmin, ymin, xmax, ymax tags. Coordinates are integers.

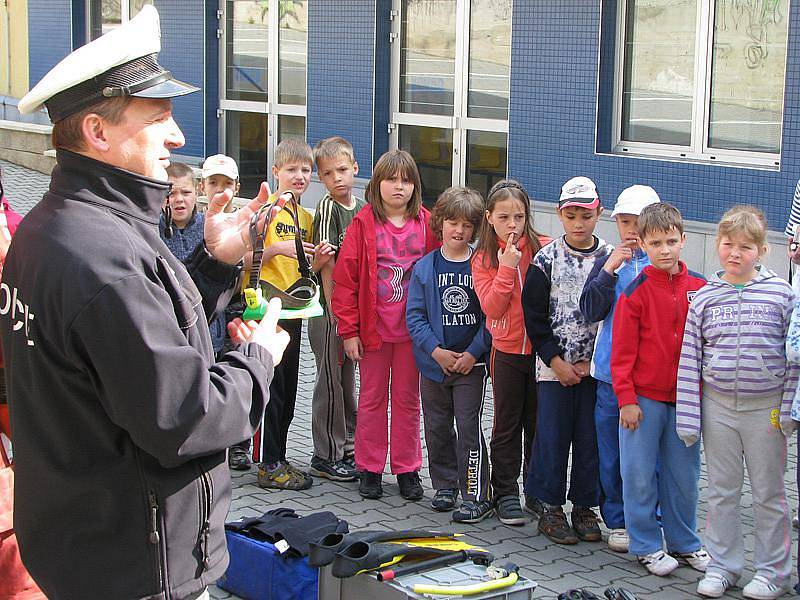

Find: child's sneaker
<box><xmin>452</xmin><ymin>500</ymin><xmax>495</xmax><ymax>523</ymax></box>
<box><xmin>742</xmin><ymin>575</ymin><xmax>784</xmax><ymax>600</ymax></box>
<box><xmin>359</xmin><ymin>471</ymin><xmax>383</xmax><ymax>499</ymax></box>
<box><xmin>257</xmin><ymin>462</ymin><xmax>313</xmax><ymax>490</ymax></box>
<box><xmin>538</xmin><ymin>503</ymin><xmax>578</xmax><ymax>544</ymax></box>
<box><xmin>670</xmin><ymin>549</ymin><xmax>710</xmax><ymax>572</ymax></box>
<box><xmin>308</xmin><ymin>456</ymin><xmax>357</xmax><ymax>482</ymax></box>
<box><xmin>697</xmin><ymin>573</ymin><xmax>732</xmax><ymax>598</ymax></box>
<box><xmin>430</xmin><ymin>488</ymin><xmax>459</xmax><ymax>511</ymax></box>
<box><xmin>570</xmin><ymin>506</ymin><xmax>601</xmax><ymax>542</ymax></box>
<box><xmin>397</xmin><ymin>471</ymin><xmax>424</xmax><ymax>500</ymax></box>
<box><xmin>607</xmin><ymin>528</ymin><xmax>629</xmax><ymax>553</ymax></box>
<box><xmin>637</xmin><ymin>550</ymin><xmax>679</xmax><ymax>576</ymax></box>
<box><xmin>608</xmin><ymin>528</ymin><xmax>631</xmax><ymax>553</ymax></box>
<box><xmin>495</xmin><ymin>495</ymin><xmax>527</xmax><ymax>526</ymax></box>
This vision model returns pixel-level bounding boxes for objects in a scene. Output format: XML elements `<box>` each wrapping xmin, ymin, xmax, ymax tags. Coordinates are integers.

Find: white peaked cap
<box><xmin>611</xmin><ymin>185</ymin><xmax>661</xmax><ymax>217</ymax></box>
<box><xmin>19</xmin><ymin>5</ymin><xmax>198</xmax><ymax>121</ymax></box>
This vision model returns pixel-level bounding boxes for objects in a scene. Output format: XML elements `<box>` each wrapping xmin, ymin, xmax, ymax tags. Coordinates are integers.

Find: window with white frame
<box><xmin>614</xmin><ymin>0</ymin><xmax>790</xmax><ymax>168</ymax></box>
<box><xmin>390</xmin><ymin>0</ymin><xmax>512</xmax><ymax>205</ymax></box>
<box><xmin>87</xmin><ymin>0</ymin><xmax>152</xmax><ymax>40</ymax></box>
<box><xmin>221</xmin><ymin>0</ymin><xmax>307</xmax><ymax>197</ymax></box>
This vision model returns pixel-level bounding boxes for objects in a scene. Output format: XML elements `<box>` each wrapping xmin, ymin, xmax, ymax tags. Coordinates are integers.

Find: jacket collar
<box><xmin>52</xmin><ymin>149</ymin><xmax>171</xmax><ymax>224</ymax></box>
<box><xmin>643</xmin><ymin>261</ymin><xmax>687</xmax><ymax>282</ymax></box>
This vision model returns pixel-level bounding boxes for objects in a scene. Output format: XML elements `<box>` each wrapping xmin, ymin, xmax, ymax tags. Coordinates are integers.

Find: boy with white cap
<box><xmin>579</xmin><ymin>184</ymin><xmax>660</xmax><ymax>553</ymax></box>
<box><xmin>522</xmin><ymin>176</ymin><xmax>613</xmax><ymax>544</ymax></box>
<box><xmin>7</xmin><ymin>7</ymin><xmax>287</xmax><ymax>599</ymax></box>
<box><xmin>201</xmin><ymin>153</ymin><xmax>241</xmax><ymax>208</ymax></box>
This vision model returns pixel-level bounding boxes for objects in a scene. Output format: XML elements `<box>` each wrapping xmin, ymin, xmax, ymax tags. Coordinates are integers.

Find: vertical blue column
<box><xmin>154</xmin><ymin>1</ymin><xmax>206</xmax><ymax>159</ymax></box>
<box><xmin>306</xmin><ymin>0</ymin><xmax>378</xmax><ymax>176</ymax></box>
<box><xmin>28</xmin><ymin>0</ymin><xmax>73</xmax><ymax>87</ymax></box>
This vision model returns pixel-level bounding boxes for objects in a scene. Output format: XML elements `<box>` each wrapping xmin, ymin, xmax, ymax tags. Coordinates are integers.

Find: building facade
<box><xmin>17</xmin><ymin>1</ymin><xmax>800</xmax><ymax>270</ymax></box>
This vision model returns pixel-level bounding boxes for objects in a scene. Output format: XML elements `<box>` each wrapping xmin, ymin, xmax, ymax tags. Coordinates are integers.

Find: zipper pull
<box><xmin>148</xmin><ymin>491</ymin><xmax>160</xmax><ymax>545</ymax></box>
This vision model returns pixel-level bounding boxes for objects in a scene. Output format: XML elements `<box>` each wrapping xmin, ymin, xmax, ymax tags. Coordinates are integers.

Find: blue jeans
<box><xmin>619</xmin><ymin>396</ymin><xmax>701</xmax><ymax>556</ymax></box>
<box><xmin>596</xmin><ymin>381</ymin><xmax>624</xmax><ymax>529</ymax></box>
<box><xmin>524</xmin><ymin>378</ymin><xmax>599</xmax><ymax>507</ymax></box>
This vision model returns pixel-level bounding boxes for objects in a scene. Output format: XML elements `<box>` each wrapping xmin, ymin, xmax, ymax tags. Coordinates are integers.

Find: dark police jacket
<box><xmin>0</xmin><ymin>150</ymin><xmax>273</xmax><ymax>600</ymax></box>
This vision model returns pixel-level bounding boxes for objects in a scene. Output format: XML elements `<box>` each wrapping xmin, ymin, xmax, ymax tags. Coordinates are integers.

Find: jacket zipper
<box><xmin>198</xmin><ymin>466</ymin><xmax>214</xmax><ymax>570</ymax></box>
<box><xmin>516</xmin><ymin>265</ymin><xmax>527</xmax><ymax>355</ymax></box>
<box><xmin>148</xmin><ymin>490</ymin><xmax>169</xmax><ymax>598</ymax></box>
<box><xmin>734</xmin><ymin>287</ymin><xmax>744</xmax><ymax>407</ymax></box>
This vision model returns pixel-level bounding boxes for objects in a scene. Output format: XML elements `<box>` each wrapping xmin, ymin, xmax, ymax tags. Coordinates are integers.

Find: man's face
<box><xmin>103</xmin><ymin>98</ymin><xmax>185</xmax><ymax>181</ymax></box>
<box><xmin>272</xmin><ymin>161</ymin><xmax>312</xmax><ymax>196</ymax></box>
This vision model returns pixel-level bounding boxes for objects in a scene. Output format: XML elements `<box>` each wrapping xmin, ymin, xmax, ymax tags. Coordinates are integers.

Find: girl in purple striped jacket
<box><xmin>677</xmin><ymin>206</ymin><xmax>796</xmax><ymax>600</ymax></box>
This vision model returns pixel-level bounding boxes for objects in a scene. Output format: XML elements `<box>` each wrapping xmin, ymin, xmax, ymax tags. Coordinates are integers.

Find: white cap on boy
<box><xmin>558</xmin><ymin>176</ymin><xmax>600</xmax><ymax>210</ymax></box>
<box><xmin>18</xmin><ymin>5</ymin><xmax>198</xmax><ymax>122</ymax></box>
<box><xmin>611</xmin><ymin>185</ymin><xmax>661</xmax><ymax>217</ymax></box>
<box><xmin>201</xmin><ymin>155</ymin><xmax>239</xmax><ymax>181</ymax></box>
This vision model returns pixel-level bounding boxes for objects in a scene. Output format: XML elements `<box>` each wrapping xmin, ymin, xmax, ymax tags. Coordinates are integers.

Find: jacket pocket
<box><xmin>155</xmin><ymin>255</ymin><xmax>200</xmax><ymax>331</ymax></box>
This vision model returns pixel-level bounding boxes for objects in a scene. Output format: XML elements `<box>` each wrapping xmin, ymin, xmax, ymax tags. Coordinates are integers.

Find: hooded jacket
<box><xmin>331</xmin><ymin>204</ymin><xmax>438</xmax><ymax>351</ymax></box>
<box><xmin>1</xmin><ymin>150</ymin><xmax>274</xmax><ymax>600</ymax></box>
<box><xmin>580</xmin><ymin>248</ymin><xmax>651</xmax><ymax>385</ymax></box>
<box><xmin>677</xmin><ymin>268</ymin><xmax>797</xmax><ymax>445</ymax></box>
<box><xmin>406</xmin><ymin>248</ymin><xmax>491</xmax><ymax>382</ymax></box>
<box><xmin>611</xmin><ymin>262</ymin><xmax>706</xmax><ymax>407</ymax></box>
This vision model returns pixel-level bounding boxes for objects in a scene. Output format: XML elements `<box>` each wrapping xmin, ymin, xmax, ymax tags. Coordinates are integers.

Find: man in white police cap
<box><xmin>5</xmin><ymin>6</ymin><xmax>287</xmax><ymax>599</ymax></box>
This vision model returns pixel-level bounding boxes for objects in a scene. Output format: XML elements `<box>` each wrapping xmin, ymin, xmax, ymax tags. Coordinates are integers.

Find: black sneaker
<box><xmin>397</xmin><ymin>471</ymin><xmax>424</xmax><ymax>500</ymax></box>
<box><xmin>495</xmin><ymin>495</ymin><xmax>527</xmax><ymax>526</ymax></box>
<box><xmin>452</xmin><ymin>500</ymin><xmax>495</xmax><ymax>523</ymax></box>
<box><xmin>342</xmin><ymin>454</ymin><xmax>356</xmax><ymax>471</ymax></box>
<box><xmin>228</xmin><ymin>446</ymin><xmax>251</xmax><ymax>471</ymax></box>
<box><xmin>359</xmin><ymin>471</ymin><xmax>383</xmax><ymax>499</ymax></box>
<box><xmin>309</xmin><ymin>456</ymin><xmax>357</xmax><ymax>482</ymax></box>
<box><xmin>430</xmin><ymin>488</ymin><xmax>458</xmax><ymax>511</ymax></box>
<box><xmin>523</xmin><ymin>496</ymin><xmax>544</xmax><ymax>517</ymax></box>
<box><xmin>571</xmin><ymin>505</ymin><xmax>602</xmax><ymax>542</ymax></box>
<box><xmin>538</xmin><ymin>503</ymin><xmax>579</xmax><ymax>544</ymax></box>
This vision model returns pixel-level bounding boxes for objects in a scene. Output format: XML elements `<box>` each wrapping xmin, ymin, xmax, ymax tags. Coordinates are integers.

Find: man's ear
<box><xmin>352</xmin><ymin>161</ymin><xmax>359</xmax><ymax>177</ymax></box>
<box><xmin>81</xmin><ymin>114</ymin><xmax>111</xmax><ymax>153</ymax></box>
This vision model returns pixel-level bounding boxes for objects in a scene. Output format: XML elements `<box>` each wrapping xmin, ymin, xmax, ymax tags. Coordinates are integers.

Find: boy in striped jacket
<box><xmin>678</xmin><ymin>206</ymin><xmax>796</xmax><ymax>599</ymax></box>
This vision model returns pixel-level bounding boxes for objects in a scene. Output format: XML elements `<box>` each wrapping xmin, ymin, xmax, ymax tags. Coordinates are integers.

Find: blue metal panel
<box><xmin>508</xmin><ymin>0</ymin><xmax>800</xmax><ymax>229</ymax></box>
<box><xmin>28</xmin><ymin>0</ymin><xmax>73</xmax><ymax>87</ymax></box>
<box><xmin>306</xmin><ymin>0</ymin><xmax>377</xmax><ymax>176</ymax></box>
<box><xmin>153</xmin><ymin>0</ymin><xmax>206</xmax><ymax>159</ymax></box>
<box><xmin>205</xmin><ymin>0</ymin><xmax>220</xmax><ymax>158</ymax></box>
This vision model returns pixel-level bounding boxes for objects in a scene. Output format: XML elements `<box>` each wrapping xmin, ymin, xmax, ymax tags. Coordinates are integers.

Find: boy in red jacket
<box><xmin>611</xmin><ymin>203</ymin><xmax>709</xmax><ymax>577</ymax></box>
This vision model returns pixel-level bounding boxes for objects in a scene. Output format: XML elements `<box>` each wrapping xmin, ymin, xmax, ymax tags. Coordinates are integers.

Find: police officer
<box><xmin>4</xmin><ymin>7</ymin><xmax>286</xmax><ymax>599</ymax></box>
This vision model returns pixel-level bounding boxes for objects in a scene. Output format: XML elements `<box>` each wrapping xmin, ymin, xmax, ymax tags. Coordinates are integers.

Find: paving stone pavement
<box><xmin>211</xmin><ymin>323</ymin><xmax>800</xmax><ymax>600</ymax></box>
<box><xmin>2</xmin><ymin>160</ymin><xmax>798</xmax><ymax>599</ymax></box>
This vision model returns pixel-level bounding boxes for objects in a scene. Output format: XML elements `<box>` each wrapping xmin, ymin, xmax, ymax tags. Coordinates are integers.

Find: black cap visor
<box><xmin>133</xmin><ymin>77</ymin><xmax>199</xmax><ymax>99</ymax></box>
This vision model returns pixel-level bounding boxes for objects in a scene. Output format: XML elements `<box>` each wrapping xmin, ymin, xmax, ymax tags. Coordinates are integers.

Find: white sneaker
<box><xmin>637</xmin><ymin>550</ymin><xmax>679</xmax><ymax>576</ymax></box>
<box><xmin>742</xmin><ymin>575</ymin><xmax>785</xmax><ymax>600</ymax></box>
<box><xmin>607</xmin><ymin>528</ymin><xmax>629</xmax><ymax>553</ymax></box>
<box><xmin>697</xmin><ymin>573</ymin><xmax>732</xmax><ymax>598</ymax></box>
<box><xmin>671</xmin><ymin>548</ymin><xmax>710</xmax><ymax>572</ymax></box>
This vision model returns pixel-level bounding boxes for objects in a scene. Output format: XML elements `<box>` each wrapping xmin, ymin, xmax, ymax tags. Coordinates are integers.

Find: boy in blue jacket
<box><xmin>579</xmin><ymin>185</ymin><xmax>660</xmax><ymax>552</ymax></box>
<box><xmin>407</xmin><ymin>187</ymin><xmax>492</xmax><ymax>523</ymax></box>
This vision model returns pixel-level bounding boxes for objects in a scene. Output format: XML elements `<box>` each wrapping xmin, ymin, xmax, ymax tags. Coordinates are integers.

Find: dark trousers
<box><xmin>488</xmin><ymin>348</ymin><xmax>537</xmax><ymax>498</ymax></box>
<box><xmin>525</xmin><ymin>378</ymin><xmax>600</xmax><ymax>507</ymax></box>
<box><xmin>420</xmin><ymin>367</ymin><xmax>491</xmax><ymax>502</ymax></box>
<box><xmin>254</xmin><ymin>319</ymin><xmax>302</xmax><ymax>464</ymax></box>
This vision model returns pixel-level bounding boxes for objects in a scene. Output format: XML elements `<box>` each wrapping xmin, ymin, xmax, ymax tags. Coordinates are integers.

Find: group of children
<box><xmin>162</xmin><ymin>136</ymin><xmax>800</xmax><ymax>599</ymax></box>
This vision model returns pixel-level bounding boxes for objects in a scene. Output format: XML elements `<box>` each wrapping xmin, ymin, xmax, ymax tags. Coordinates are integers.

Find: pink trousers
<box><xmin>355</xmin><ymin>340</ymin><xmax>422</xmax><ymax>474</ymax></box>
